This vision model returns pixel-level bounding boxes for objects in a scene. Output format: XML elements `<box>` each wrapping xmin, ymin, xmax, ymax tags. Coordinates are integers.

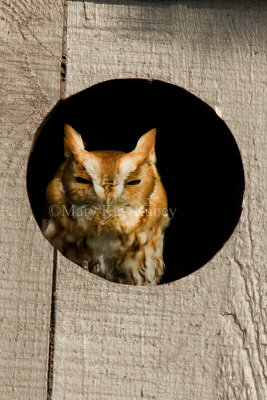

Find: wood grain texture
<box><xmin>0</xmin><ymin>1</ymin><xmax>63</xmax><ymax>398</ymax></box>
<box><xmin>52</xmin><ymin>1</ymin><xmax>266</xmax><ymax>399</ymax></box>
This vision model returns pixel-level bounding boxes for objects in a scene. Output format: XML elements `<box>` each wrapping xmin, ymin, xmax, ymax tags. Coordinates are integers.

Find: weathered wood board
<box><xmin>51</xmin><ymin>1</ymin><xmax>267</xmax><ymax>400</ymax></box>
<box><xmin>0</xmin><ymin>1</ymin><xmax>63</xmax><ymax>398</ymax></box>
<box><xmin>0</xmin><ymin>0</ymin><xmax>266</xmax><ymax>399</ymax></box>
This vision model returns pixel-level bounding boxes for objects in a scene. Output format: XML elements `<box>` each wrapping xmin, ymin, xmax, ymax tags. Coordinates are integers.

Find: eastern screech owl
<box><xmin>42</xmin><ymin>124</ymin><xmax>169</xmax><ymax>285</ymax></box>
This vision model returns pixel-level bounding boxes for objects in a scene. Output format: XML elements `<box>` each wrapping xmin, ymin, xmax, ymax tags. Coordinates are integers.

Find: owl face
<box><xmin>62</xmin><ymin>125</ymin><xmax>158</xmax><ymax>214</ymax></box>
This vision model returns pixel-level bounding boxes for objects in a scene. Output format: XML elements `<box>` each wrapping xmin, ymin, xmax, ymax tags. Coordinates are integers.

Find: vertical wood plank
<box><xmin>0</xmin><ymin>1</ymin><xmax>63</xmax><ymax>398</ymax></box>
<box><xmin>52</xmin><ymin>1</ymin><xmax>266</xmax><ymax>399</ymax></box>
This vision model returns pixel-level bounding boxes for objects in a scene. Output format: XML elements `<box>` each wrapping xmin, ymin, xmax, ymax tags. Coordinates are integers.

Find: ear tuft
<box><xmin>134</xmin><ymin>128</ymin><xmax>157</xmax><ymax>164</ymax></box>
<box><xmin>64</xmin><ymin>124</ymin><xmax>85</xmax><ymax>158</ymax></box>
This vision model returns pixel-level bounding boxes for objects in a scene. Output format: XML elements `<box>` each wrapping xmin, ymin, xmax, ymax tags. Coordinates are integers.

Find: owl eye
<box><xmin>126</xmin><ymin>179</ymin><xmax>141</xmax><ymax>186</ymax></box>
<box><xmin>75</xmin><ymin>177</ymin><xmax>92</xmax><ymax>184</ymax></box>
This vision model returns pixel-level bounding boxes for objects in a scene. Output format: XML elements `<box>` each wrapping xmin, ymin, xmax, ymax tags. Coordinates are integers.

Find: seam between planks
<box><xmin>47</xmin><ymin>248</ymin><xmax>58</xmax><ymax>400</ymax></box>
<box><xmin>47</xmin><ymin>1</ymin><xmax>68</xmax><ymax>398</ymax></box>
<box><xmin>60</xmin><ymin>0</ymin><xmax>68</xmax><ymax>99</ymax></box>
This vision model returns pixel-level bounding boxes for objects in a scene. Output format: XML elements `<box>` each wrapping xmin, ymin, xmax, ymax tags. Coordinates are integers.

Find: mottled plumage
<box><xmin>42</xmin><ymin>124</ymin><xmax>169</xmax><ymax>285</ymax></box>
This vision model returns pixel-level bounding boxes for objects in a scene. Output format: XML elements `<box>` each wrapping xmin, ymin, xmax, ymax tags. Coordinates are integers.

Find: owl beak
<box><xmin>104</xmin><ymin>196</ymin><xmax>111</xmax><ymax>214</ymax></box>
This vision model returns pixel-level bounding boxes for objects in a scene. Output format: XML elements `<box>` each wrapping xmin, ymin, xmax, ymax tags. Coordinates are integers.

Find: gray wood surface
<box><xmin>0</xmin><ymin>1</ymin><xmax>63</xmax><ymax>398</ymax></box>
<box><xmin>52</xmin><ymin>1</ymin><xmax>267</xmax><ymax>400</ymax></box>
<box><xmin>0</xmin><ymin>1</ymin><xmax>266</xmax><ymax>399</ymax></box>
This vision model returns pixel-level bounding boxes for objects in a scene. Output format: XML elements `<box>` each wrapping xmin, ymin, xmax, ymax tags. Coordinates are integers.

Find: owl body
<box><xmin>42</xmin><ymin>125</ymin><xmax>169</xmax><ymax>285</ymax></box>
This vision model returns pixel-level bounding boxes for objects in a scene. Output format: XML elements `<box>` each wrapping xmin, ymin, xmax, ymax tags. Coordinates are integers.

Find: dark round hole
<box><xmin>27</xmin><ymin>79</ymin><xmax>245</xmax><ymax>284</ymax></box>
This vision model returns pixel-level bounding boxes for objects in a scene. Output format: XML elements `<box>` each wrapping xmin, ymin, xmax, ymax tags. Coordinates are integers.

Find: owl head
<box><xmin>62</xmin><ymin>124</ymin><xmax>163</xmax><ymax>214</ymax></box>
